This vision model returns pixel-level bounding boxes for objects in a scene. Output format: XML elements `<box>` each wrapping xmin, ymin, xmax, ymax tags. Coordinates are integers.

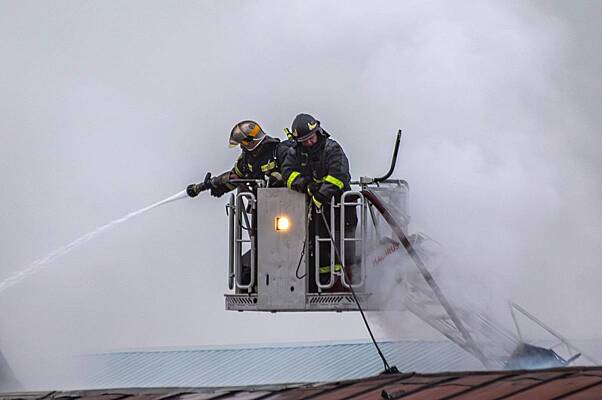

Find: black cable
<box><xmin>295</xmin><ymin>198</ymin><xmax>313</xmax><ymax>279</ymax></box>
<box><xmin>374</xmin><ymin>130</ymin><xmax>402</xmax><ymax>183</ymax></box>
<box><xmin>294</xmin><ymin>240</ymin><xmax>307</xmax><ymax>279</ymax></box>
<box><xmin>319</xmin><ymin>210</ymin><xmax>396</xmax><ymax>374</ymax></box>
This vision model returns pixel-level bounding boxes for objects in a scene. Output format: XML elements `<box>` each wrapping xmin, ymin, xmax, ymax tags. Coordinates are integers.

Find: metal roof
<box><xmin>84</xmin><ymin>341</ymin><xmax>484</xmax><ymax>388</ymax></box>
<box><xmin>3</xmin><ymin>366</ymin><xmax>602</xmax><ymax>399</ymax></box>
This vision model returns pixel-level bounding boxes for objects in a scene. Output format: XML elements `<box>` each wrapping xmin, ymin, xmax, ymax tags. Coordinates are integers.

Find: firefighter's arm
<box><xmin>314</xmin><ymin>142</ymin><xmax>350</xmax><ymax>207</ymax></box>
<box><xmin>275</xmin><ymin>142</ymin><xmax>292</xmax><ymax>167</ymax></box>
<box><xmin>232</xmin><ymin>154</ymin><xmax>247</xmax><ymax>178</ymax></box>
<box><xmin>208</xmin><ymin>170</ymin><xmax>237</xmax><ymax>197</ymax></box>
<box><xmin>267</xmin><ymin>144</ymin><xmax>289</xmax><ymax>185</ymax></box>
<box><xmin>282</xmin><ymin>148</ymin><xmax>309</xmax><ymax>193</ymax></box>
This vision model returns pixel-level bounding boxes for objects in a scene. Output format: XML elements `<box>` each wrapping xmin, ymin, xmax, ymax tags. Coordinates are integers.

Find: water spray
<box><xmin>0</xmin><ymin>190</ymin><xmax>189</xmax><ymax>294</ymax></box>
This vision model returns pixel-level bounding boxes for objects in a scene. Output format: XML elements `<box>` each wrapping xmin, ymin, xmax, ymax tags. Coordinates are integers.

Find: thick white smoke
<box><xmin>0</xmin><ymin>0</ymin><xmax>599</xmax><ymax>389</ymax></box>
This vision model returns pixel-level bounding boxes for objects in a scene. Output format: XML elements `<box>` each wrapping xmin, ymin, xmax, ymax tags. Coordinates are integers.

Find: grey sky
<box><xmin>0</xmin><ymin>0</ymin><xmax>600</xmax><ymax>389</ymax></box>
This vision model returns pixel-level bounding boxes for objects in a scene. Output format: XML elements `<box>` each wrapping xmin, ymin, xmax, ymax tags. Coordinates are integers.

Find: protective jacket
<box><xmin>282</xmin><ymin>132</ymin><xmax>356</xmax><ymax>225</ymax></box>
<box><xmin>211</xmin><ymin>136</ymin><xmax>293</xmax><ymax>196</ymax></box>
<box><xmin>282</xmin><ymin>130</ymin><xmax>357</xmax><ymax>283</ymax></box>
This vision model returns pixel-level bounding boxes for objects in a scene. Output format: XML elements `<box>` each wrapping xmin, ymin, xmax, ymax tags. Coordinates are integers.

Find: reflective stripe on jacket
<box><xmin>282</xmin><ymin>133</ymin><xmax>352</xmax><ymax>205</ymax></box>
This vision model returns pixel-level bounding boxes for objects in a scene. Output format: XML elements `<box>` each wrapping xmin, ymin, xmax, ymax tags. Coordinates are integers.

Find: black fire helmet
<box><xmin>290</xmin><ymin>113</ymin><xmax>322</xmax><ymax>143</ymax></box>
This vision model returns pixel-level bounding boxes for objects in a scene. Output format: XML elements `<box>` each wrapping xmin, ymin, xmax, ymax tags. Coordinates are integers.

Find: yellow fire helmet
<box><xmin>229</xmin><ymin>120</ymin><xmax>267</xmax><ymax>151</ymax></box>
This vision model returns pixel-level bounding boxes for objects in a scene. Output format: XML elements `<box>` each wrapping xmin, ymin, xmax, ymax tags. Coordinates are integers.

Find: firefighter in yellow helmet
<box><xmin>187</xmin><ymin>120</ymin><xmax>294</xmax><ymax>198</ymax></box>
<box><xmin>186</xmin><ymin>120</ymin><xmax>293</xmax><ymax>292</ymax></box>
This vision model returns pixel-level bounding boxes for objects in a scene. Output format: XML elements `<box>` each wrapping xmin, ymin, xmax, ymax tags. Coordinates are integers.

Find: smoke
<box><xmin>0</xmin><ymin>0</ymin><xmax>599</xmax><ymax>389</ymax></box>
<box><xmin>350</xmin><ymin>1</ymin><xmax>601</xmax><ymax>359</ymax></box>
<box><xmin>350</xmin><ymin>1</ymin><xmax>602</xmax><ymax>344</ymax></box>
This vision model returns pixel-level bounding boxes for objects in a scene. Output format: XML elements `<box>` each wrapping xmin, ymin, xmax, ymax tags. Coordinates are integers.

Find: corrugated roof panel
<box><xmin>83</xmin><ymin>340</ymin><xmax>602</xmax><ymax>390</ymax></box>
<box><xmin>85</xmin><ymin>341</ymin><xmax>482</xmax><ymax>388</ymax></box>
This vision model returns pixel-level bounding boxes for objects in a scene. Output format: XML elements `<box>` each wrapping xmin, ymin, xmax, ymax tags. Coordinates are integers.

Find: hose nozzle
<box><xmin>186</xmin><ymin>172</ymin><xmax>212</xmax><ymax>198</ymax></box>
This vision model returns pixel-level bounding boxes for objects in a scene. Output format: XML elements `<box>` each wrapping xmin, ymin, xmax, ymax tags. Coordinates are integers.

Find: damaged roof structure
<box><xmin>2</xmin><ymin>366</ymin><xmax>602</xmax><ymax>399</ymax></box>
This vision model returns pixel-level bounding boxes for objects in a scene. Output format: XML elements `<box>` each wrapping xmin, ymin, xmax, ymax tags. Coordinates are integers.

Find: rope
<box><xmin>295</xmin><ymin>198</ymin><xmax>313</xmax><ymax>279</ymax></box>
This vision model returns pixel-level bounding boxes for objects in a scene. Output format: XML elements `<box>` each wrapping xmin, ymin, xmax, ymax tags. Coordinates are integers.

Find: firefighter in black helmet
<box><xmin>187</xmin><ymin>120</ymin><xmax>294</xmax><ymax>198</ymax></box>
<box><xmin>282</xmin><ymin>113</ymin><xmax>358</xmax><ymax>291</ymax></box>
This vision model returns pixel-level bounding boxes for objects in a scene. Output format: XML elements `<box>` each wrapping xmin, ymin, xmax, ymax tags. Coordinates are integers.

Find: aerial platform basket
<box><xmin>224</xmin><ymin>180</ymin><xmax>410</xmax><ymax>312</ymax></box>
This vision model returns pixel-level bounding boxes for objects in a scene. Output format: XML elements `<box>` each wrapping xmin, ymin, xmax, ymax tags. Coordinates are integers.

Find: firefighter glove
<box><xmin>292</xmin><ymin>176</ymin><xmax>310</xmax><ymax>193</ymax></box>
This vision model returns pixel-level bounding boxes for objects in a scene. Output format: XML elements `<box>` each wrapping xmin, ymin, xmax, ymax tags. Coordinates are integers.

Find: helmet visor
<box><xmin>229</xmin><ymin>122</ymin><xmax>263</xmax><ymax>148</ymax></box>
<box><xmin>229</xmin><ymin>131</ymin><xmax>253</xmax><ymax>147</ymax></box>
<box><xmin>295</xmin><ymin>127</ymin><xmax>322</xmax><ymax>143</ymax></box>
<box><xmin>296</xmin><ymin>132</ymin><xmax>316</xmax><ymax>142</ymax></box>
<box><xmin>240</xmin><ymin>134</ymin><xmax>265</xmax><ymax>151</ymax></box>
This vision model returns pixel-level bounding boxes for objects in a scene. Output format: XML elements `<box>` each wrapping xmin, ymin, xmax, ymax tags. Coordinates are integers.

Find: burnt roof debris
<box><xmin>506</xmin><ymin>343</ymin><xmax>572</xmax><ymax>370</ymax></box>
